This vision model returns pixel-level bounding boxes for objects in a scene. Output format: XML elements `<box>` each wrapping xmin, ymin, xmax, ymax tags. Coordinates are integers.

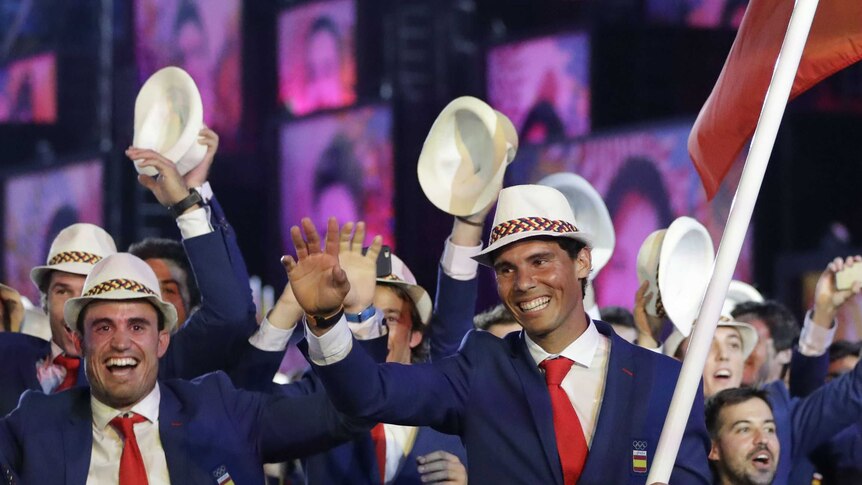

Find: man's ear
<box><xmin>575</xmin><ymin>247</ymin><xmax>592</xmax><ymax>280</ymax></box>
<box><xmin>708</xmin><ymin>440</ymin><xmax>721</xmax><ymax>462</ymax></box>
<box><xmin>408</xmin><ymin>329</ymin><xmax>423</xmax><ymax>350</ymax></box>
<box><xmin>72</xmin><ymin>330</ymin><xmax>83</xmax><ymax>356</ymax></box>
<box><xmin>775</xmin><ymin>347</ymin><xmax>792</xmax><ymax>366</ymax></box>
<box><xmin>157</xmin><ymin>330</ymin><xmax>171</xmax><ymax>358</ymax></box>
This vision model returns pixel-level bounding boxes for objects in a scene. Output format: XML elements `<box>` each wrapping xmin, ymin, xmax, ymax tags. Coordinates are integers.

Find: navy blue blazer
<box><xmin>306</xmin><ymin>320</ymin><xmax>711</xmax><ymax>484</ymax></box>
<box><xmin>0</xmin><ymin>199</ymin><xmax>280</xmax><ymax>416</ymax></box>
<box><xmin>0</xmin><ymin>372</ymin><xmax>363</xmax><ymax>484</ymax></box>
<box><xmin>764</xmin><ymin>356</ymin><xmax>862</xmax><ymax>485</ymax></box>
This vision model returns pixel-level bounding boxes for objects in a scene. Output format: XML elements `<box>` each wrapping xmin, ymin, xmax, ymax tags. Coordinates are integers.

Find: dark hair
<box><xmin>600</xmin><ymin>306</ymin><xmax>635</xmax><ymax>328</ymax></box>
<box><xmin>128</xmin><ymin>238</ymin><xmax>200</xmax><ymax>311</ymax></box>
<box><xmin>828</xmin><ymin>340</ymin><xmax>862</xmax><ymax>363</ymax></box>
<box><xmin>490</xmin><ymin>236</ymin><xmax>590</xmax><ymax>298</ymax></box>
<box><xmin>380</xmin><ymin>283</ymin><xmax>428</xmax><ymax>363</ymax></box>
<box><xmin>731</xmin><ymin>300</ymin><xmax>799</xmax><ymax>351</ymax></box>
<box><xmin>312</xmin><ymin>134</ymin><xmax>363</xmax><ymax>208</ymax></box>
<box><xmin>76</xmin><ymin>299</ymin><xmax>166</xmax><ymax>335</ymax></box>
<box><xmin>473</xmin><ymin>303</ymin><xmax>517</xmax><ymax>331</ymax></box>
<box><xmin>604</xmin><ymin>156</ymin><xmax>674</xmax><ymax>230</ymax></box>
<box><xmin>705</xmin><ymin>387</ymin><xmax>773</xmax><ymax>440</ymax></box>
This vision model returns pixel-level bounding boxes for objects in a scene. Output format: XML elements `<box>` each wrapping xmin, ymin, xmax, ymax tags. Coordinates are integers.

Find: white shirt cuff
<box><xmin>176</xmin><ymin>207</ymin><xmax>213</xmax><ymax>239</ymax></box>
<box><xmin>441</xmin><ymin>238</ymin><xmax>482</xmax><ymax>281</ymax></box>
<box><xmin>194</xmin><ymin>182</ymin><xmax>214</xmax><ymax>203</ymax></box>
<box><xmin>248</xmin><ymin>317</ymin><xmax>295</xmax><ymax>352</ymax></box>
<box><xmin>347</xmin><ymin>309</ymin><xmax>386</xmax><ymax>340</ymax></box>
<box><xmin>797</xmin><ymin>310</ymin><xmax>837</xmax><ymax>357</ymax></box>
<box><xmin>304</xmin><ymin>316</ymin><xmax>353</xmax><ymax>365</ymax></box>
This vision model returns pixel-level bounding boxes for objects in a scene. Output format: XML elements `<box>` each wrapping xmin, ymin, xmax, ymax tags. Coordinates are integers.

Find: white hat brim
<box><xmin>30</xmin><ymin>261</ymin><xmax>95</xmax><ymax>291</ymax></box>
<box><xmin>65</xmin><ymin>290</ymin><xmax>178</xmax><ymax>334</ymax></box>
<box><xmin>376</xmin><ymin>278</ymin><xmax>432</xmax><ymax>325</ymax></box>
<box><xmin>473</xmin><ymin>230</ymin><xmax>594</xmax><ymax>267</ymax></box>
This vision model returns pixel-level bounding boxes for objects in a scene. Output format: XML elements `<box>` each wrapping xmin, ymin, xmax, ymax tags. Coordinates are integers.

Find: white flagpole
<box><xmin>647</xmin><ymin>0</ymin><xmax>820</xmax><ymax>482</ymax></box>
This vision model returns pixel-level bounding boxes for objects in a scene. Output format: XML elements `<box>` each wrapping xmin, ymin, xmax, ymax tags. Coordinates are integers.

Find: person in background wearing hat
<box><xmin>0</xmin><ymin>253</ymin><xmax>366</xmax><ymax>483</ymax></box>
<box><xmin>705</xmin><ymin>387</ymin><xmax>780</xmax><ymax>485</ymax></box>
<box><xmin>267</xmin><ymin>219</ymin><xmax>473</xmax><ymax>484</ymax></box>
<box><xmin>287</xmin><ymin>184</ymin><xmax>712</xmax><ymax>484</ymax></box>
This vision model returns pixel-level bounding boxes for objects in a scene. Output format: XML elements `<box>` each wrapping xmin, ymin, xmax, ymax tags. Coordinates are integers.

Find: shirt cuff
<box><xmin>441</xmin><ymin>238</ymin><xmax>482</xmax><ymax>281</ymax></box>
<box><xmin>347</xmin><ymin>308</ymin><xmax>386</xmax><ymax>340</ymax></box>
<box><xmin>798</xmin><ymin>310</ymin><xmax>837</xmax><ymax>357</ymax></box>
<box><xmin>193</xmin><ymin>182</ymin><xmax>214</xmax><ymax>203</ymax></box>
<box><xmin>176</xmin><ymin>207</ymin><xmax>214</xmax><ymax>239</ymax></box>
<box><xmin>304</xmin><ymin>316</ymin><xmax>353</xmax><ymax>365</ymax></box>
<box><xmin>248</xmin><ymin>317</ymin><xmax>295</xmax><ymax>352</ymax></box>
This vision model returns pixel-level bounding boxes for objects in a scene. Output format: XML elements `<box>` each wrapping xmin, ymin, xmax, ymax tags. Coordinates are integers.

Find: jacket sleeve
<box><xmin>788</xmin><ymin>348</ymin><xmax>829</xmax><ymax>398</ymax></box>
<box><xmin>428</xmin><ymin>267</ymin><xmax>478</xmax><ymax>361</ymax></box>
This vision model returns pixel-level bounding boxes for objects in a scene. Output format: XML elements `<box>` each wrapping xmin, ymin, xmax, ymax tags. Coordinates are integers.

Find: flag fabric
<box><xmin>689</xmin><ymin>0</ymin><xmax>862</xmax><ymax>199</ymax></box>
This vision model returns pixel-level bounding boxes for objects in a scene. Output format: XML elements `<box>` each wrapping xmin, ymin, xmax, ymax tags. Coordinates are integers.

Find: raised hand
<box><xmin>812</xmin><ymin>255</ymin><xmax>862</xmax><ymax>327</ymax></box>
<box><xmin>283</xmin><ymin>218</ymin><xmax>350</xmax><ymax>334</ymax></box>
<box><xmin>416</xmin><ymin>451</ymin><xmax>467</xmax><ymax>484</ymax></box>
<box><xmin>634</xmin><ymin>280</ymin><xmax>662</xmax><ymax>348</ymax></box>
<box><xmin>184</xmin><ymin>126</ymin><xmax>218</xmax><ymax>189</ymax></box>
<box><xmin>339</xmin><ymin>221</ymin><xmax>383</xmax><ymax>313</ymax></box>
<box><xmin>125</xmin><ymin>147</ymin><xmax>191</xmax><ymax>207</ymax></box>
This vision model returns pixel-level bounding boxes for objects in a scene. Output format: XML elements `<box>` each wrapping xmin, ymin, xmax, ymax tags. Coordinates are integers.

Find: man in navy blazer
<box><xmin>0</xmin><ymin>253</ymin><xmax>364</xmax><ymax>484</ymax></box>
<box><xmin>285</xmin><ymin>184</ymin><xmax>711</xmax><ymax>484</ymax></box>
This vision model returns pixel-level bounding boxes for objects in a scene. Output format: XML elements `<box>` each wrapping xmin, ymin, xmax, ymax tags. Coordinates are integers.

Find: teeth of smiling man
<box><xmin>519</xmin><ymin>297</ymin><xmax>550</xmax><ymax>312</ymax></box>
<box><xmin>106</xmin><ymin>357</ymin><xmax>137</xmax><ymax>367</ymax></box>
<box><xmin>714</xmin><ymin>369</ymin><xmax>731</xmax><ymax>378</ymax></box>
<box><xmin>754</xmin><ymin>454</ymin><xmax>769</xmax><ymax>463</ymax></box>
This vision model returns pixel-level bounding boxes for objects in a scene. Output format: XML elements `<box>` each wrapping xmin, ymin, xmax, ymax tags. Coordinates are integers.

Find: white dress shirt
<box><xmin>524</xmin><ymin>320</ymin><xmax>610</xmax><ymax>448</ymax></box>
<box><xmin>382</xmin><ymin>424</ymin><xmax>419</xmax><ymax>483</ymax></box>
<box><xmin>797</xmin><ymin>310</ymin><xmax>838</xmax><ymax>356</ymax></box>
<box><xmin>88</xmin><ymin>385</ymin><xmax>170</xmax><ymax>484</ymax></box>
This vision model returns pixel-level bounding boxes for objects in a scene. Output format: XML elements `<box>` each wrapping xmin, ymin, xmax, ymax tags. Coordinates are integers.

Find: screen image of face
<box><xmin>507</xmin><ymin>121</ymin><xmax>752</xmax><ymax>309</ymax></box>
<box><xmin>0</xmin><ymin>53</ymin><xmax>57</xmax><ymax>124</ymax></box>
<box><xmin>135</xmin><ymin>0</ymin><xmax>243</xmax><ymax>146</ymax></box>
<box><xmin>280</xmin><ymin>105</ymin><xmax>394</xmax><ymax>253</ymax></box>
<box><xmin>3</xmin><ymin>160</ymin><xmax>103</xmax><ymax>302</ymax></box>
<box><xmin>488</xmin><ymin>32</ymin><xmax>591</xmax><ymax>144</ymax></box>
<box><xmin>278</xmin><ymin>0</ymin><xmax>357</xmax><ymax>116</ymax></box>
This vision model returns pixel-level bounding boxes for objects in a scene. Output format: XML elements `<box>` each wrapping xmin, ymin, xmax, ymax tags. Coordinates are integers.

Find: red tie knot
<box><xmin>540</xmin><ymin>357</ymin><xmax>574</xmax><ymax>386</ymax></box>
<box><xmin>110</xmin><ymin>413</ymin><xmax>148</xmax><ymax>439</ymax></box>
<box><xmin>53</xmin><ymin>354</ymin><xmax>80</xmax><ymax>372</ymax></box>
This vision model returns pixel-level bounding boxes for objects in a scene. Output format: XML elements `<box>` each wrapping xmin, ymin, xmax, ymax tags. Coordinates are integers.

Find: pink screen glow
<box><xmin>4</xmin><ymin>160</ymin><xmax>104</xmax><ymax>303</ymax></box>
<box><xmin>488</xmin><ymin>32</ymin><xmax>591</xmax><ymax>144</ymax></box>
<box><xmin>278</xmin><ymin>0</ymin><xmax>357</xmax><ymax>116</ymax></box>
<box><xmin>0</xmin><ymin>53</ymin><xmax>57</xmax><ymax>124</ymax></box>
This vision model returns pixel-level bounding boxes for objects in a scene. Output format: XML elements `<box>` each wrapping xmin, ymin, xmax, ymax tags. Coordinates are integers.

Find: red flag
<box><xmin>689</xmin><ymin>0</ymin><xmax>862</xmax><ymax>199</ymax></box>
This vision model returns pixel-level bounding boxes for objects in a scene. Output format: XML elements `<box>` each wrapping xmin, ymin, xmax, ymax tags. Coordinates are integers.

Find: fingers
<box><xmin>364</xmin><ymin>235</ymin><xmax>383</xmax><ymax>262</ymax></box>
<box><xmin>339</xmin><ymin>222</ymin><xmax>355</xmax><ymax>254</ymax></box>
<box><xmin>290</xmin><ymin>226</ymin><xmax>308</xmax><ymax>260</ymax></box>
<box><xmin>281</xmin><ymin>255</ymin><xmax>297</xmax><ymax>272</ymax></box>
<box><xmin>417</xmin><ymin>451</ymin><xmax>464</xmax><ymax>483</ymax></box>
<box><xmin>417</xmin><ymin>451</ymin><xmax>455</xmax><ymax>464</ymax></box>
<box><xmin>324</xmin><ymin>217</ymin><xmax>340</xmax><ymax>256</ymax></box>
<box><xmin>302</xmin><ymin>218</ymin><xmax>323</xmax><ymax>254</ymax></box>
<box><xmin>635</xmin><ymin>280</ymin><xmax>648</xmax><ymax>300</ymax></box>
<box><xmin>353</xmin><ymin>221</ymin><xmax>366</xmax><ymax>250</ymax></box>
<box><xmin>137</xmin><ymin>174</ymin><xmax>158</xmax><ymax>191</ymax></box>
<box><xmin>126</xmin><ymin>147</ymin><xmax>174</xmax><ymax>166</ymax></box>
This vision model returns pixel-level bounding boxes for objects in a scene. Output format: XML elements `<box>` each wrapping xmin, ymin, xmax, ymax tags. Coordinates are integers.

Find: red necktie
<box><xmin>370</xmin><ymin>423</ymin><xmax>386</xmax><ymax>484</ymax></box>
<box><xmin>109</xmin><ymin>413</ymin><xmax>149</xmax><ymax>485</ymax></box>
<box><xmin>52</xmin><ymin>354</ymin><xmax>80</xmax><ymax>392</ymax></box>
<box><xmin>540</xmin><ymin>357</ymin><xmax>588</xmax><ymax>484</ymax></box>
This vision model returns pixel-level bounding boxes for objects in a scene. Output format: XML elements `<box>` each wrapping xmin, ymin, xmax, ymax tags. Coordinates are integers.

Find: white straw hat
<box><xmin>538</xmin><ymin>172</ymin><xmax>615</xmax><ymax>277</ymax></box>
<box><xmin>418</xmin><ymin>96</ymin><xmax>518</xmax><ymax>216</ymax></box>
<box><xmin>636</xmin><ymin>216</ymin><xmax>714</xmax><ymax>337</ymax></box>
<box><xmin>30</xmin><ymin>223</ymin><xmax>118</xmax><ymax>292</ymax></box>
<box><xmin>133</xmin><ymin>66</ymin><xmax>206</xmax><ymax>176</ymax></box>
<box><xmin>377</xmin><ymin>254</ymin><xmax>432</xmax><ymax>325</ymax></box>
<box><xmin>64</xmin><ymin>253</ymin><xmax>178</xmax><ymax>333</ymax></box>
<box><xmin>664</xmin><ymin>315</ymin><xmax>758</xmax><ymax>360</ymax></box>
<box><xmin>474</xmin><ymin>184</ymin><xmax>593</xmax><ymax>266</ymax></box>
<box><xmin>721</xmin><ymin>280</ymin><xmax>765</xmax><ymax>316</ymax></box>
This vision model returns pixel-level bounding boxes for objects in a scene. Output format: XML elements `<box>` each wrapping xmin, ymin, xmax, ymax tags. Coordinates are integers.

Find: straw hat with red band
<box><xmin>64</xmin><ymin>253</ymin><xmax>178</xmax><ymax>333</ymax></box>
<box><xmin>473</xmin><ymin>184</ymin><xmax>594</xmax><ymax>267</ymax></box>
<box><xmin>663</xmin><ymin>314</ymin><xmax>759</xmax><ymax>360</ymax></box>
<box><xmin>376</xmin><ymin>254</ymin><xmax>432</xmax><ymax>325</ymax></box>
<box><xmin>30</xmin><ymin>223</ymin><xmax>118</xmax><ymax>292</ymax></box>
<box><xmin>418</xmin><ymin>96</ymin><xmax>518</xmax><ymax>217</ymax></box>
<box><xmin>133</xmin><ymin>66</ymin><xmax>206</xmax><ymax>177</ymax></box>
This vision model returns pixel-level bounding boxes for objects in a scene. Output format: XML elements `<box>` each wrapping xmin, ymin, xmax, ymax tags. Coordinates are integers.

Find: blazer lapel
<box><xmin>159</xmin><ymin>385</ymin><xmax>191</xmax><ymax>484</ymax></box>
<box><xmin>510</xmin><ymin>334</ymin><xmax>564</xmax><ymax>485</ymax></box>
<box><xmin>62</xmin><ymin>389</ymin><xmax>94</xmax><ymax>484</ymax></box>
<box><xmin>579</xmin><ymin>324</ymin><xmax>637</xmax><ymax>482</ymax></box>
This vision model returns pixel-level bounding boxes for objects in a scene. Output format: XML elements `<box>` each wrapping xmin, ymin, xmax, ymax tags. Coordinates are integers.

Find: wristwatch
<box><xmin>167</xmin><ymin>190</ymin><xmax>204</xmax><ymax>218</ymax></box>
<box><xmin>305</xmin><ymin>306</ymin><xmax>345</xmax><ymax>329</ymax></box>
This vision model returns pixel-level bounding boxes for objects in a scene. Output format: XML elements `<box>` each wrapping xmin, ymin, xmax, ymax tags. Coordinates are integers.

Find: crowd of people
<box><xmin>0</xmin><ymin>126</ymin><xmax>859</xmax><ymax>485</ymax></box>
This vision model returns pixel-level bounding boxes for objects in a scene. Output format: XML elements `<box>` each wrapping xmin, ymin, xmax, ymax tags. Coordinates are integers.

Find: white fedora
<box><xmin>133</xmin><ymin>66</ymin><xmax>206</xmax><ymax>177</ymax></box>
<box><xmin>636</xmin><ymin>216</ymin><xmax>714</xmax><ymax>337</ymax></box>
<box><xmin>377</xmin><ymin>254</ymin><xmax>432</xmax><ymax>325</ymax></box>
<box><xmin>721</xmin><ymin>280</ymin><xmax>764</xmax><ymax>316</ymax></box>
<box><xmin>30</xmin><ymin>223</ymin><xmax>118</xmax><ymax>292</ymax></box>
<box><xmin>474</xmin><ymin>184</ymin><xmax>593</xmax><ymax>267</ymax></box>
<box><xmin>64</xmin><ymin>253</ymin><xmax>178</xmax><ymax>333</ymax></box>
<box><xmin>664</xmin><ymin>314</ymin><xmax>758</xmax><ymax>360</ymax></box>
<box><xmin>538</xmin><ymin>172</ymin><xmax>615</xmax><ymax>276</ymax></box>
<box><xmin>417</xmin><ymin>96</ymin><xmax>518</xmax><ymax>216</ymax></box>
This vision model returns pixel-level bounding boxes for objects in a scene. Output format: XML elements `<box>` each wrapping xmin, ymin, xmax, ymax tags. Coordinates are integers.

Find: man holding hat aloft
<box><xmin>0</xmin><ymin>253</ymin><xmax>365</xmax><ymax>483</ymax></box>
<box><xmin>285</xmin><ymin>184</ymin><xmax>711</xmax><ymax>484</ymax></box>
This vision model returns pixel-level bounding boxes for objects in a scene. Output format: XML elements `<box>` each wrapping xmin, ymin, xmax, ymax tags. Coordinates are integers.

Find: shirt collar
<box><xmin>49</xmin><ymin>341</ymin><xmax>65</xmax><ymax>360</ymax></box>
<box><xmin>91</xmin><ymin>383</ymin><xmax>161</xmax><ymax>430</ymax></box>
<box><xmin>525</xmin><ymin>318</ymin><xmax>601</xmax><ymax>369</ymax></box>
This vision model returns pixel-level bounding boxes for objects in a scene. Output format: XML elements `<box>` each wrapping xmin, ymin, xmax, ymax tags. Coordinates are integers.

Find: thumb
<box><xmin>137</xmin><ymin>174</ymin><xmax>158</xmax><ymax>191</ymax></box>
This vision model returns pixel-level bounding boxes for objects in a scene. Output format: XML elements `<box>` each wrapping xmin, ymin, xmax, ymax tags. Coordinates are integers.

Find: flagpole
<box><xmin>646</xmin><ymin>0</ymin><xmax>820</xmax><ymax>482</ymax></box>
